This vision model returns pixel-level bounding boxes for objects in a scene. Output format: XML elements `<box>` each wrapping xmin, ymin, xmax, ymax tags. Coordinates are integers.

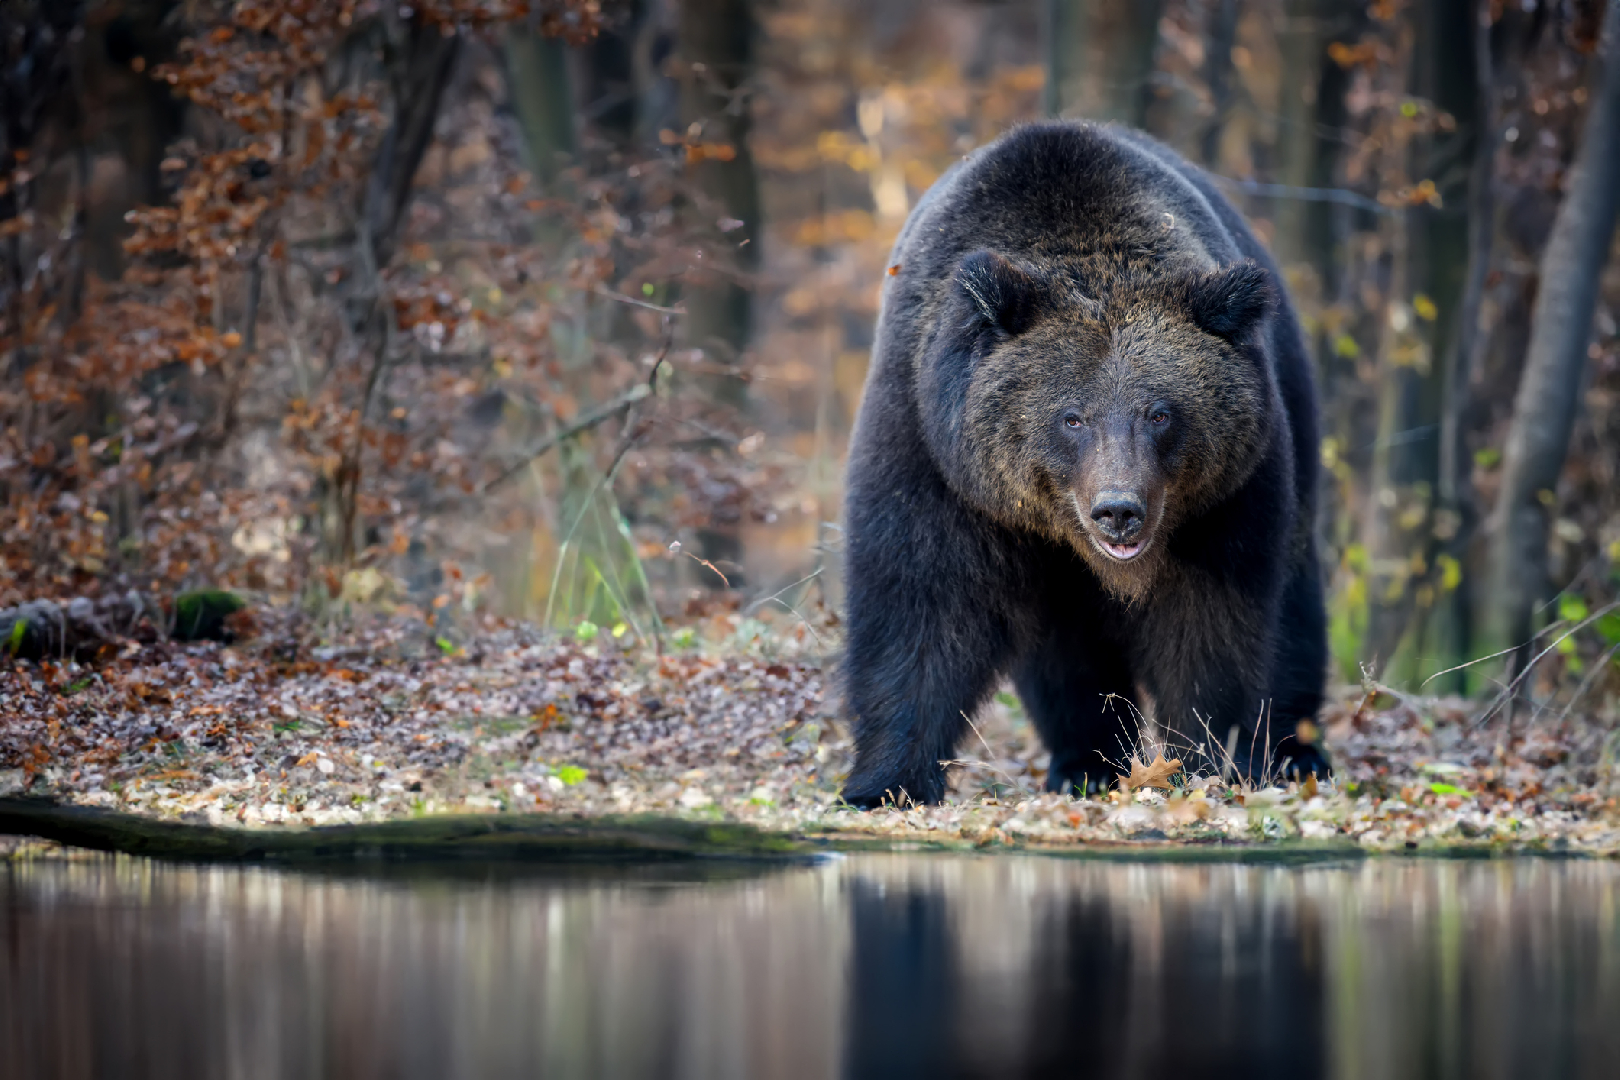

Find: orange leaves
<box><xmin>792</xmin><ymin>210</ymin><xmax>877</xmax><ymax>247</ymax></box>
<box><xmin>0</xmin><ymin>0</ymin><xmax>610</xmax><ymax>606</ymax></box>
<box><xmin>125</xmin><ymin>146</ymin><xmax>277</xmax><ymax>270</ymax></box>
<box><xmin>814</xmin><ymin>129</ymin><xmax>877</xmax><ymax>172</ymax></box>
<box><xmin>685</xmin><ymin>143</ymin><xmax>738</xmax><ymax>165</ymax></box>
<box><xmin>658</xmin><ymin>128</ymin><xmax>739</xmax><ymax>165</ymax></box>
<box><xmin>1381</xmin><ymin>178</ymin><xmax>1443</xmax><ymax>209</ymax></box>
<box><xmin>392</xmin><ymin>282</ymin><xmax>465</xmax><ymax>338</ymax></box>
<box><xmin>533</xmin><ymin>703</ymin><xmax>562</xmax><ymax>731</ymax></box>
<box><xmin>1327</xmin><ymin>40</ymin><xmax>1383</xmax><ymax>70</ymax></box>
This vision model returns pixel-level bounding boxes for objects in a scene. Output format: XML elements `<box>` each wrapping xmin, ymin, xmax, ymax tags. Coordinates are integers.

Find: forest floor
<box><xmin>3</xmin><ymin>610</ymin><xmax>1620</xmax><ymax>858</ymax></box>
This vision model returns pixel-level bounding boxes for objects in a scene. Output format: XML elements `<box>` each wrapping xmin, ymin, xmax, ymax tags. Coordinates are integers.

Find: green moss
<box><xmin>174</xmin><ymin>590</ymin><xmax>246</xmax><ymax>642</ymax></box>
<box><xmin>0</xmin><ymin>800</ymin><xmax>823</xmax><ymax>864</ymax></box>
<box><xmin>5</xmin><ymin>617</ymin><xmax>26</xmax><ymax>657</ymax></box>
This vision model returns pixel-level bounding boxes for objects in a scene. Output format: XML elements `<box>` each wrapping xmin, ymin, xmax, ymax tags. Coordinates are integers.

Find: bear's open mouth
<box><xmin>1096</xmin><ymin>538</ymin><xmax>1144</xmax><ymax>560</ymax></box>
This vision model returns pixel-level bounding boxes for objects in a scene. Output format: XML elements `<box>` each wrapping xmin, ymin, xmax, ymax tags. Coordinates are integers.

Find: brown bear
<box><xmin>839</xmin><ymin>121</ymin><xmax>1328</xmax><ymax>807</ymax></box>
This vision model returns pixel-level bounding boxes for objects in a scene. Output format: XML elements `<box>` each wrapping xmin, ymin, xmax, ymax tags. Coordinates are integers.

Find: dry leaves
<box><xmin>1119</xmin><ymin>752</ymin><xmax>1183</xmax><ymax>793</ymax></box>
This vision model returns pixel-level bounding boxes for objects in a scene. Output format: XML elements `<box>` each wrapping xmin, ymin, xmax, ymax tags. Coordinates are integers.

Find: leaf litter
<box><xmin>3</xmin><ymin>612</ymin><xmax>1619</xmax><ymax>857</ymax></box>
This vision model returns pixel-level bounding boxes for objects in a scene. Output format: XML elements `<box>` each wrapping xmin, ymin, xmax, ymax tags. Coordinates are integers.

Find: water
<box><xmin>3</xmin><ymin>854</ymin><xmax>1618</xmax><ymax>1080</ymax></box>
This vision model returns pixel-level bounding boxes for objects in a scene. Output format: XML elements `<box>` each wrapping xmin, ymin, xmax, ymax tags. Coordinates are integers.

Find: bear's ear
<box><xmin>1184</xmin><ymin>261</ymin><xmax>1273</xmax><ymax>340</ymax></box>
<box><xmin>955</xmin><ymin>250</ymin><xmax>1044</xmax><ymax>337</ymax></box>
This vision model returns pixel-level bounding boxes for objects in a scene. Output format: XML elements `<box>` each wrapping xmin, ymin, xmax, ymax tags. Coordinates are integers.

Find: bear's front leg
<box><xmin>839</xmin><ymin>480</ymin><xmax>1024</xmax><ymax>807</ymax></box>
<box><xmin>840</xmin><ymin>577</ymin><xmax>1020</xmax><ymax>806</ymax></box>
<box><xmin>1139</xmin><ymin>621</ymin><xmax>1327</xmax><ymax>783</ymax></box>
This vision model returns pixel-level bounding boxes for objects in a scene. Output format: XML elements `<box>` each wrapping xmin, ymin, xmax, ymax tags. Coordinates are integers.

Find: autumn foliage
<box><xmin>0</xmin><ymin>0</ymin><xmax>640</xmax><ymax>610</ymax></box>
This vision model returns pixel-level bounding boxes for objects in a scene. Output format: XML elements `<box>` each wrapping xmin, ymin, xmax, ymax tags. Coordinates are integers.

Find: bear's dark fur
<box><xmin>840</xmin><ymin>121</ymin><xmax>1328</xmax><ymax>807</ymax></box>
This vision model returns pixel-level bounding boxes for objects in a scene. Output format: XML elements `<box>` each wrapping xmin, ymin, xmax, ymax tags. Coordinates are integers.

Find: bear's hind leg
<box><xmin>1013</xmin><ymin>621</ymin><xmax>1137</xmax><ymax>796</ymax></box>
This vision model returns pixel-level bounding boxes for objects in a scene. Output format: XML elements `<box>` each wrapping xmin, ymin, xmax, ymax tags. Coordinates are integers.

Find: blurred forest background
<box><xmin>2</xmin><ymin>0</ymin><xmax>1618</xmax><ymax>709</ymax></box>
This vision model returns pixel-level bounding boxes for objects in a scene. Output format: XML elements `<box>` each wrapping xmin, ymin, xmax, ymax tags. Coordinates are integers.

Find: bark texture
<box><xmin>676</xmin><ymin>0</ymin><xmax>761</xmax><ymax>382</ymax></box>
<box><xmin>504</xmin><ymin>27</ymin><xmax>577</xmax><ymax>186</ymax></box>
<box><xmin>1483</xmin><ymin>0</ymin><xmax>1620</xmax><ymax>662</ymax></box>
<box><xmin>1045</xmin><ymin>0</ymin><xmax>1165</xmax><ymax>125</ymax></box>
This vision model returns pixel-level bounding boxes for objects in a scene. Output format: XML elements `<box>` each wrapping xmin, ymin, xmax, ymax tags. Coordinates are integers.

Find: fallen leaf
<box><xmin>1119</xmin><ymin>752</ymin><xmax>1183</xmax><ymax>792</ymax></box>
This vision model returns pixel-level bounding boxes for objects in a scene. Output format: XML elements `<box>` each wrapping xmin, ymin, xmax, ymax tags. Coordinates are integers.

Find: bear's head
<box><xmin>917</xmin><ymin>249</ymin><xmax>1280</xmax><ymax>599</ymax></box>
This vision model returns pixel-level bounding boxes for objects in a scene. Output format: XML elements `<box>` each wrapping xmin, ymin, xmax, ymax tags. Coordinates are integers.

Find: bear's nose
<box><xmin>1090</xmin><ymin>492</ymin><xmax>1146</xmax><ymax>541</ymax></box>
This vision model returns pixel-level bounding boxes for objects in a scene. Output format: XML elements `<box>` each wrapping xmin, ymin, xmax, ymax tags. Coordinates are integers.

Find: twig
<box><xmin>938</xmin><ymin>758</ymin><xmax>1027</xmax><ymax>794</ymax></box>
<box><xmin>1555</xmin><ymin>641</ymin><xmax>1620</xmax><ymax>726</ymax></box>
<box><xmin>482</xmin><ymin>384</ymin><xmax>650</xmax><ymax>493</ymax></box>
<box><xmin>673</xmin><ymin>547</ymin><xmax>732</xmax><ymax>589</ymax></box>
<box><xmin>489</xmin><ymin>317</ymin><xmax>675</xmax><ymax>494</ymax></box>
<box><xmin>743</xmin><ymin>569</ymin><xmax>823</xmax><ymax>615</ymax></box>
<box><xmin>1419</xmin><ymin>640</ymin><xmax>1543</xmax><ymax>689</ymax></box>
<box><xmin>593</xmin><ymin>285</ymin><xmax>687</xmax><ymax>315</ymax></box>
<box><xmin>742</xmin><ymin>569</ymin><xmax>825</xmax><ymax>645</ymax></box>
<box><xmin>959</xmin><ymin>709</ymin><xmax>1002</xmax><ymax>771</ymax></box>
<box><xmin>1472</xmin><ymin>600</ymin><xmax>1620</xmax><ymax>729</ymax></box>
<box><xmin>944</xmin><ymin>708</ymin><xmax>1030</xmax><ymax>797</ymax></box>
<box><xmin>1211</xmin><ymin>175</ymin><xmax>1393</xmax><ymax>215</ymax></box>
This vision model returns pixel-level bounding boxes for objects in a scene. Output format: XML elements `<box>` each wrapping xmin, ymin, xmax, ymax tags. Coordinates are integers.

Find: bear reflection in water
<box><xmin>845</xmin><ymin>872</ymin><xmax>1324</xmax><ymax>1079</ymax></box>
<box><xmin>4</xmin><ymin>856</ymin><xmax>1618</xmax><ymax>1080</ymax></box>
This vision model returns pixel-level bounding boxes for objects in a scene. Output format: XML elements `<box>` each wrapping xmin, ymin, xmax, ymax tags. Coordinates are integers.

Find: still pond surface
<box><xmin>3</xmin><ymin>853</ymin><xmax>1618</xmax><ymax>1079</ymax></box>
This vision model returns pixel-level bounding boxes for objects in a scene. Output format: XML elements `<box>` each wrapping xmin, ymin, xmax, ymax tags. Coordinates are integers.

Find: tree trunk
<box><xmin>1361</xmin><ymin>0</ymin><xmax>1479</xmax><ymax>683</ymax></box>
<box><xmin>1198</xmin><ymin>0</ymin><xmax>1239</xmax><ymax>167</ymax></box>
<box><xmin>363</xmin><ymin>16</ymin><xmax>462</xmax><ymax>270</ymax></box>
<box><xmin>1481</xmin><ymin>0</ymin><xmax>1620</xmax><ymax>668</ymax></box>
<box><xmin>1426</xmin><ymin>0</ymin><xmax>1499</xmax><ymax>694</ymax></box>
<box><xmin>575</xmin><ymin>0</ymin><xmax>646</xmax><ymax>147</ymax></box>
<box><xmin>324</xmin><ymin>14</ymin><xmax>462</xmax><ymax>566</ymax></box>
<box><xmin>676</xmin><ymin>0</ymin><xmax>760</xmax><ymax>394</ymax></box>
<box><xmin>1272</xmin><ymin>0</ymin><xmax>1332</xmax><ymax>272</ymax></box>
<box><xmin>504</xmin><ymin>27</ymin><xmax>577</xmax><ymax>187</ymax></box>
<box><xmin>1044</xmin><ymin>0</ymin><xmax>1164</xmax><ymax>126</ymax></box>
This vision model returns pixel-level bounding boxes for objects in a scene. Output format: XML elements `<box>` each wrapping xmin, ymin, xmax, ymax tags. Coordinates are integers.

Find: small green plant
<box><xmin>574</xmin><ymin>620</ymin><xmax>599</xmax><ymax>643</ymax></box>
<box><xmin>554</xmin><ymin>764</ymin><xmax>588</xmax><ymax>786</ymax></box>
<box><xmin>671</xmin><ymin>626</ymin><xmax>697</xmax><ymax>649</ymax></box>
<box><xmin>435</xmin><ymin>636</ymin><xmax>457</xmax><ymax>656</ymax></box>
<box><xmin>993</xmin><ymin>689</ymin><xmax>1019</xmax><ymax>709</ymax></box>
<box><xmin>6</xmin><ymin>618</ymin><xmax>27</xmax><ymax>656</ymax></box>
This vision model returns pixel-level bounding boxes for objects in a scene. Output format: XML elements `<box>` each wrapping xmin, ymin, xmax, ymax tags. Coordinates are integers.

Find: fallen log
<box><xmin>0</xmin><ymin>798</ymin><xmax>819</xmax><ymax>864</ymax></box>
<box><xmin>0</xmin><ymin>589</ymin><xmax>245</xmax><ymax>661</ymax></box>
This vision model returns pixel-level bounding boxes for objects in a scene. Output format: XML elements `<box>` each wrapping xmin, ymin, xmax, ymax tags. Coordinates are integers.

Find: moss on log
<box><xmin>0</xmin><ymin>589</ymin><xmax>246</xmax><ymax>660</ymax></box>
<box><xmin>173</xmin><ymin>589</ymin><xmax>246</xmax><ymax>642</ymax></box>
<box><xmin>0</xmin><ymin>798</ymin><xmax>821</xmax><ymax>864</ymax></box>
<box><xmin>0</xmin><ymin>799</ymin><xmax>1395</xmax><ymax>867</ymax></box>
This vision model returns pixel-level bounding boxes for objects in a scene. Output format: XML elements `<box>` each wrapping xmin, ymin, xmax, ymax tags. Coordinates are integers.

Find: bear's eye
<box><xmin>1063</xmin><ymin>414</ymin><xmax>1081</xmax><ymax>429</ymax></box>
<box><xmin>1149</xmin><ymin>408</ymin><xmax>1170</xmax><ymax>425</ymax></box>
